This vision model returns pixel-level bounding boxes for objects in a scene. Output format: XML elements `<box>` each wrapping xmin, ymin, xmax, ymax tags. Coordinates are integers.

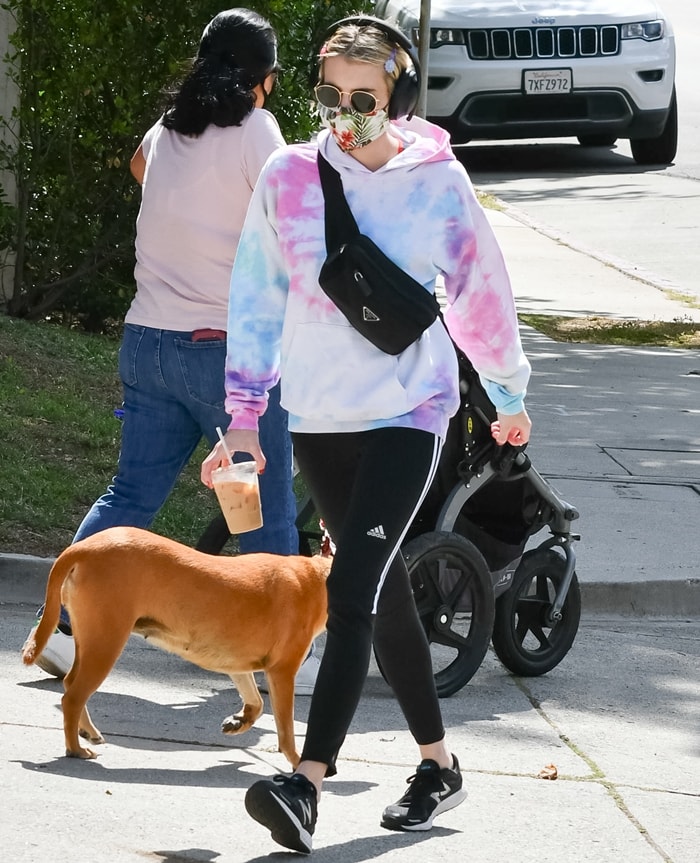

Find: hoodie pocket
<box><xmin>281</xmin><ymin>322</ymin><xmax>409</xmax><ymax>423</ymax></box>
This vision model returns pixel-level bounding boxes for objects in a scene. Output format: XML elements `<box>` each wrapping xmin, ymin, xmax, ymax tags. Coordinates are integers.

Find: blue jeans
<box><xmin>73</xmin><ymin>324</ymin><xmax>298</xmax><ymax>555</ymax></box>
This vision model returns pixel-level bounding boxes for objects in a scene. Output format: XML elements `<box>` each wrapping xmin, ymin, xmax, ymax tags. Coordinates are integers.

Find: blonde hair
<box><xmin>319</xmin><ymin>23</ymin><xmax>412</xmax><ymax>91</ymax></box>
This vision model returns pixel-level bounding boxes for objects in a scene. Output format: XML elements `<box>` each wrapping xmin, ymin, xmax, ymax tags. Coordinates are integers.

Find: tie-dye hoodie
<box><xmin>224</xmin><ymin>118</ymin><xmax>530</xmax><ymax>440</ymax></box>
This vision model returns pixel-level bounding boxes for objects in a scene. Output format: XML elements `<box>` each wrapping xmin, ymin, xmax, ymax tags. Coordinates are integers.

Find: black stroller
<box><xmin>397</xmin><ymin>344</ymin><xmax>581</xmax><ymax>696</ymax></box>
<box><xmin>197</xmin><ymin>347</ymin><xmax>581</xmax><ymax>698</ymax></box>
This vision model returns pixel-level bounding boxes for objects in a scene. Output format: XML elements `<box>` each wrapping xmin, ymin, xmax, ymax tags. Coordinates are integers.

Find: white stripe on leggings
<box><xmin>371</xmin><ymin>432</ymin><xmax>443</xmax><ymax>615</ymax></box>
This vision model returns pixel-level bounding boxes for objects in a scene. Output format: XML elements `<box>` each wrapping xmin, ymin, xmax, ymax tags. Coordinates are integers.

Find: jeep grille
<box><xmin>465</xmin><ymin>26</ymin><xmax>620</xmax><ymax>60</ymax></box>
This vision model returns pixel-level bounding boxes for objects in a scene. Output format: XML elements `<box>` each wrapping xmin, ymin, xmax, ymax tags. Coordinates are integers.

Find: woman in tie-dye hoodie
<box><xmin>202</xmin><ymin>16</ymin><xmax>531</xmax><ymax>853</ymax></box>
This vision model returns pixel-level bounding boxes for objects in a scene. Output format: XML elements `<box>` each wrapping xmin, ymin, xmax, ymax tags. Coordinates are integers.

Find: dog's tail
<box><xmin>21</xmin><ymin>551</ymin><xmax>77</xmax><ymax>666</ymax></box>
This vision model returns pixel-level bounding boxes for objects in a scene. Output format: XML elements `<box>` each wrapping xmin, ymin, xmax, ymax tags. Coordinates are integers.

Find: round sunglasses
<box><xmin>314</xmin><ymin>84</ymin><xmax>379</xmax><ymax>115</ymax></box>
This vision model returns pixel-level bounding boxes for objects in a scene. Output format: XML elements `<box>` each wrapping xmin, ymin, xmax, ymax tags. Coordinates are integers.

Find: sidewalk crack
<box><xmin>514</xmin><ymin>676</ymin><xmax>676</xmax><ymax>863</ymax></box>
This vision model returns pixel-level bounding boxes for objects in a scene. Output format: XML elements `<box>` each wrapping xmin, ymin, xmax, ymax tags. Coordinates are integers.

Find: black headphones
<box><xmin>319</xmin><ymin>15</ymin><xmax>421</xmax><ymax>120</ymax></box>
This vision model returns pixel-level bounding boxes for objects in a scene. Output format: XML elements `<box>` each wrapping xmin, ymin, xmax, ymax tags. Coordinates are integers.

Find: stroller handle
<box><xmin>491</xmin><ymin>442</ymin><xmax>528</xmax><ymax>477</ymax></box>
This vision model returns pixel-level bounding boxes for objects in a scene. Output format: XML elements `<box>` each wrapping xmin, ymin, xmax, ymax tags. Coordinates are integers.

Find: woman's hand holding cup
<box><xmin>201</xmin><ymin>428</ymin><xmax>266</xmax><ymax>488</ymax></box>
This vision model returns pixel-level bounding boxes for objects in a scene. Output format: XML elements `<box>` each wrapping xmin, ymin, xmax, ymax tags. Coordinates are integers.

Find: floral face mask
<box><xmin>317</xmin><ymin>104</ymin><xmax>391</xmax><ymax>151</ymax></box>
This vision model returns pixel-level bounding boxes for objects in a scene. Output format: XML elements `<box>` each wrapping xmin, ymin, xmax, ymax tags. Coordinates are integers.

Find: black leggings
<box><xmin>292</xmin><ymin>426</ymin><xmax>446</xmax><ymax>772</ymax></box>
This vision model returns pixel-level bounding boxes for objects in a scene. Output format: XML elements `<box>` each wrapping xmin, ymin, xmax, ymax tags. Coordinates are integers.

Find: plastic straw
<box><xmin>216</xmin><ymin>426</ymin><xmax>234</xmax><ymax>466</ymax></box>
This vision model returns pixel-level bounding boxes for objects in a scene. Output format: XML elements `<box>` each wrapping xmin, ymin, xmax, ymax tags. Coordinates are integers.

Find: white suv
<box><xmin>375</xmin><ymin>0</ymin><xmax>677</xmax><ymax>164</ymax></box>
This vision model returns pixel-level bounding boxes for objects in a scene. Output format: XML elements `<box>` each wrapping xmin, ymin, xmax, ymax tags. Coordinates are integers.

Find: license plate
<box><xmin>523</xmin><ymin>68</ymin><xmax>572</xmax><ymax>94</ymax></box>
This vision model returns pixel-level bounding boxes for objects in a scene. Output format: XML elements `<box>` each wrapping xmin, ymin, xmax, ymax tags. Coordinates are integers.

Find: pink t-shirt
<box><xmin>126</xmin><ymin>109</ymin><xmax>285</xmax><ymax>331</ymax></box>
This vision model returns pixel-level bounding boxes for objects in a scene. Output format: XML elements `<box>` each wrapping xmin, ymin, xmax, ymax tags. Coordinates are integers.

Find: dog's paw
<box><xmin>221</xmin><ymin>713</ymin><xmax>250</xmax><ymax>735</ymax></box>
<box><xmin>66</xmin><ymin>746</ymin><xmax>99</xmax><ymax>760</ymax></box>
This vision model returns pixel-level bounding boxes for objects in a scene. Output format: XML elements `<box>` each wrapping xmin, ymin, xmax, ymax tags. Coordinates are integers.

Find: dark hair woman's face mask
<box><xmin>261</xmin><ymin>71</ymin><xmax>278</xmax><ymax>109</ymax></box>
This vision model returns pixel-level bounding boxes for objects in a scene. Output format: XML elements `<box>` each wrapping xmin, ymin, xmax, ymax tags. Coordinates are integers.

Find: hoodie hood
<box><xmin>317</xmin><ymin>115</ymin><xmax>455</xmax><ymax>174</ymax></box>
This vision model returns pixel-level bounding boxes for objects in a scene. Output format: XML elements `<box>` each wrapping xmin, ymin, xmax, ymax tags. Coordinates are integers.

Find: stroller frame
<box><xmin>439</xmin><ymin>451</ymin><xmax>579</xmax><ymax>623</ymax></box>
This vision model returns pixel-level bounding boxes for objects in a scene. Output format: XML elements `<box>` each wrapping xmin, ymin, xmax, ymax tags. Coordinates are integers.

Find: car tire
<box><xmin>630</xmin><ymin>87</ymin><xmax>678</xmax><ymax>166</ymax></box>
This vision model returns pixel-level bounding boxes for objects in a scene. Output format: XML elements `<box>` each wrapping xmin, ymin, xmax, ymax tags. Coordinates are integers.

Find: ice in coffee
<box><xmin>211</xmin><ymin>461</ymin><xmax>263</xmax><ymax>533</ymax></box>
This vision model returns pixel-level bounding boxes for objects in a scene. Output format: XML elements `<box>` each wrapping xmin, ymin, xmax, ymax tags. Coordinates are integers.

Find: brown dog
<box><xmin>22</xmin><ymin>526</ymin><xmax>330</xmax><ymax>767</ymax></box>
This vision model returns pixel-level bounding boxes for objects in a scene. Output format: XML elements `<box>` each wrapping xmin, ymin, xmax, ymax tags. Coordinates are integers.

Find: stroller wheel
<box><xmin>402</xmin><ymin>531</ymin><xmax>495</xmax><ymax>697</ymax></box>
<box><xmin>492</xmin><ymin>548</ymin><xmax>581</xmax><ymax>676</ymax></box>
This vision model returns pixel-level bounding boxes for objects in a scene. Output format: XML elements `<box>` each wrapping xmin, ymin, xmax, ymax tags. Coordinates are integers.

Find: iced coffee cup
<box><xmin>211</xmin><ymin>461</ymin><xmax>263</xmax><ymax>534</ymax></box>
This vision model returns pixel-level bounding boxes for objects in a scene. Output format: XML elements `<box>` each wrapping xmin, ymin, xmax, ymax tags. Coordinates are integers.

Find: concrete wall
<box><xmin>0</xmin><ymin>6</ymin><xmax>18</xmax><ymax>304</ymax></box>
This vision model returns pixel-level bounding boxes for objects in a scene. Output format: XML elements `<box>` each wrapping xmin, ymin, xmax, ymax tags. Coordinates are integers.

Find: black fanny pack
<box><xmin>317</xmin><ymin>152</ymin><xmax>440</xmax><ymax>356</ymax></box>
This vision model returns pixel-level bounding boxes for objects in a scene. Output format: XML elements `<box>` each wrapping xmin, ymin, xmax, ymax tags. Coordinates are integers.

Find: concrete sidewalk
<box><xmin>490</xmin><ymin>206</ymin><xmax>700</xmax><ymax>322</ymax></box>
<box><xmin>491</xmin><ymin>207</ymin><xmax>700</xmax><ymax>617</ymax></box>
<box><xmin>1</xmin><ymin>603</ymin><xmax>698</xmax><ymax>862</ymax></box>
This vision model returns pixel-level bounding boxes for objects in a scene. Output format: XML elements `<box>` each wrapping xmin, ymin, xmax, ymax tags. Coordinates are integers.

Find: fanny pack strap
<box><xmin>317</xmin><ymin>152</ymin><xmax>360</xmax><ymax>253</ymax></box>
<box><xmin>317</xmin><ymin>147</ymin><xmax>442</xmax><ymax>313</ymax></box>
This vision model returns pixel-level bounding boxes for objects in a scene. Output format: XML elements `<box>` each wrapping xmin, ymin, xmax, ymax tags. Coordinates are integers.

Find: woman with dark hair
<box><xmin>26</xmin><ymin>8</ymin><xmax>317</xmax><ymax>692</ymax></box>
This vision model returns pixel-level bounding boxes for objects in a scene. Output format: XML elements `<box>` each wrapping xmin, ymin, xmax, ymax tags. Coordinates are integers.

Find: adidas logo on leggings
<box><xmin>367</xmin><ymin>525</ymin><xmax>387</xmax><ymax>540</ymax></box>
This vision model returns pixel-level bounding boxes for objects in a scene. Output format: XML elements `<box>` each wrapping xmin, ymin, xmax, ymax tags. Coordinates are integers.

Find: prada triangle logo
<box><xmin>363</xmin><ymin>306</ymin><xmax>380</xmax><ymax>322</ymax></box>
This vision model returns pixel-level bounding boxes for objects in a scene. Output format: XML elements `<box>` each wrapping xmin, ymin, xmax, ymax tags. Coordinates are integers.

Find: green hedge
<box><xmin>0</xmin><ymin>0</ymin><xmax>369</xmax><ymax>330</ymax></box>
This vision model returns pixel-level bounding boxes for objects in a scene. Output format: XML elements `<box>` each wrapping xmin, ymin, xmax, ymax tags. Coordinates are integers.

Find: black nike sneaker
<box><xmin>245</xmin><ymin>773</ymin><xmax>318</xmax><ymax>854</ymax></box>
<box><xmin>381</xmin><ymin>754</ymin><xmax>467</xmax><ymax>831</ymax></box>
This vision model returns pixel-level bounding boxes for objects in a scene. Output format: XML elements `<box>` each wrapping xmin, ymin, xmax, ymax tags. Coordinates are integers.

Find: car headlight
<box><xmin>412</xmin><ymin>27</ymin><xmax>465</xmax><ymax>48</ymax></box>
<box><xmin>431</xmin><ymin>28</ymin><xmax>465</xmax><ymax>48</ymax></box>
<box><xmin>621</xmin><ymin>20</ymin><xmax>665</xmax><ymax>41</ymax></box>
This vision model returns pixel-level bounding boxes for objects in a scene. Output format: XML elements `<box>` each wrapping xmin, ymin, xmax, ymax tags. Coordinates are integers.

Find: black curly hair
<box><xmin>162</xmin><ymin>8</ymin><xmax>278</xmax><ymax>137</ymax></box>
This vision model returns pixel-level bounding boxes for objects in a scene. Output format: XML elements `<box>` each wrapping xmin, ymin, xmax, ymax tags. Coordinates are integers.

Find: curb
<box><xmin>581</xmin><ymin>579</ymin><xmax>700</xmax><ymax>619</ymax></box>
<box><xmin>2</xmin><ymin>553</ymin><xmax>698</xmax><ymax>618</ymax></box>
<box><xmin>0</xmin><ymin>554</ymin><xmax>54</xmax><ymax>606</ymax></box>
